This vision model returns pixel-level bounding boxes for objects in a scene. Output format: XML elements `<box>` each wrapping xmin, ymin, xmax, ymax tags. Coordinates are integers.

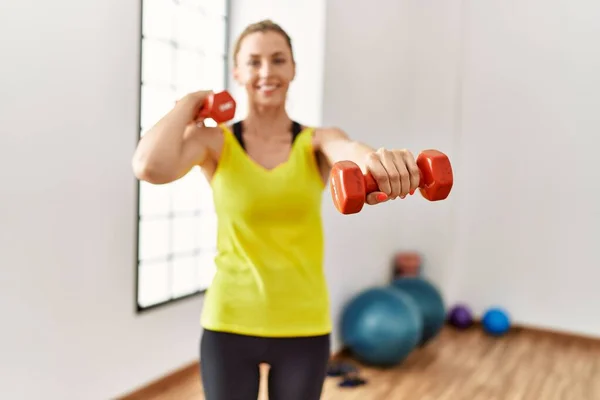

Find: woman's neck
<box><xmin>244</xmin><ymin>102</ymin><xmax>292</xmax><ymax>138</ymax></box>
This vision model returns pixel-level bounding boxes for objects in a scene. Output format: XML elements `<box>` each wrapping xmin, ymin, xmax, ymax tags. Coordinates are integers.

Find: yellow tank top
<box><xmin>200</xmin><ymin>124</ymin><xmax>331</xmax><ymax>337</ymax></box>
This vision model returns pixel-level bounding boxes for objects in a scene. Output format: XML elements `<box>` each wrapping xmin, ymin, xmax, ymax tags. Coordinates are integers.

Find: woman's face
<box><xmin>233</xmin><ymin>31</ymin><xmax>295</xmax><ymax>108</ymax></box>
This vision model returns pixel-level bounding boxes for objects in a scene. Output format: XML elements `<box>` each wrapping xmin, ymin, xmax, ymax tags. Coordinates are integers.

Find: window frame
<box><xmin>133</xmin><ymin>0</ymin><xmax>231</xmax><ymax>313</ymax></box>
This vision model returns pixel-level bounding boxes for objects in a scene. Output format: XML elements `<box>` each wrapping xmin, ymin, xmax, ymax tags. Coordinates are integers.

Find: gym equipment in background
<box><xmin>329</xmin><ymin>149</ymin><xmax>454</xmax><ymax>214</ymax></box>
<box><xmin>326</xmin><ymin>361</ymin><xmax>368</xmax><ymax>388</ymax></box>
<box><xmin>390</xmin><ymin>277</ymin><xmax>446</xmax><ymax>346</ymax></box>
<box><xmin>340</xmin><ymin>287</ymin><xmax>423</xmax><ymax>367</ymax></box>
<box><xmin>447</xmin><ymin>304</ymin><xmax>474</xmax><ymax>329</ymax></box>
<box><xmin>198</xmin><ymin>90</ymin><xmax>236</xmax><ymax>123</ymax></box>
<box><xmin>482</xmin><ymin>307</ymin><xmax>511</xmax><ymax>336</ymax></box>
<box><xmin>391</xmin><ymin>251</ymin><xmax>422</xmax><ymax>279</ymax></box>
<box><xmin>326</xmin><ymin>361</ymin><xmax>358</xmax><ymax>377</ymax></box>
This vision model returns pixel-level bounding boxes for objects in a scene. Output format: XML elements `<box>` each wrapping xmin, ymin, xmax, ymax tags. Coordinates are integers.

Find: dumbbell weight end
<box><xmin>197</xmin><ymin>90</ymin><xmax>237</xmax><ymax>124</ymax></box>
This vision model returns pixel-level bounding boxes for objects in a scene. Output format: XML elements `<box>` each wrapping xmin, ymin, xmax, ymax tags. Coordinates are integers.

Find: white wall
<box><xmin>0</xmin><ymin>1</ymin><xmax>205</xmax><ymax>399</ymax></box>
<box><xmin>321</xmin><ymin>0</ymin><xmax>462</xmax><ymax>350</ymax></box>
<box><xmin>452</xmin><ymin>0</ymin><xmax>600</xmax><ymax>337</ymax></box>
<box><xmin>323</xmin><ymin>0</ymin><xmax>600</xmax><ymax>340</ymax></box>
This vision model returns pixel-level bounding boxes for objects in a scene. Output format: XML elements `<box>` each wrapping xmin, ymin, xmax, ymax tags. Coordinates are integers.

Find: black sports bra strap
<box><xmin>231</xmin><ymin>120</ymin><xmax>303</xmax><ymax>152</ymax></box>
<box><xmin>232</xmin><ymin>121</ymin><xmax>246</xmax><ymax>150</ymax></box>
<box><xmin>291</xmin><ymin>121</ymin><xmax>303</xmax><ymax>140</ymax></box>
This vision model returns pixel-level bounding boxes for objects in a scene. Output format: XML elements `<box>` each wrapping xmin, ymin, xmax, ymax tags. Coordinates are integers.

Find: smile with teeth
<box><xmin>257</xmin><ymin>83</ymin><xmax>280</xmax><ymax>92</ymax></box>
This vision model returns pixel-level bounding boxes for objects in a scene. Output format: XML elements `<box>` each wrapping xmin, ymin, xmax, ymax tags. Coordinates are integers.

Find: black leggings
<box><xmin>200</xmin><ymin>329</ymin><xmax>331</xmax><ymax>400</ymax></box>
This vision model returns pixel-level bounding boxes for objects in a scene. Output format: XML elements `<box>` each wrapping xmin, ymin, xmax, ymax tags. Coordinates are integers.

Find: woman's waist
<box><xmin>207</xmin><ymin>274</ymin><xmax>330</xmax><ymax>310</ymax></box>
<box><xmin>214</xmin><ymin>254</ymin><xmax>326</xmax><ymax>285</ymax></box>
<box><xmin>211</xmin><ymin>255</ymin><xmax>326</xmax><ymax>294</ymax></box>
<box><xmin>215</xmin><ymin>240</ymin><xmax>323</xmax><ymax>270</ymax></box>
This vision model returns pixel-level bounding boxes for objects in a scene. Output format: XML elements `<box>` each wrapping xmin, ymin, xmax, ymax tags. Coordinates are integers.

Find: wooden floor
<box><xmin>121</xmin><ymin>325</ymin><xmax>600</xmax><ymax>400</ymax></box>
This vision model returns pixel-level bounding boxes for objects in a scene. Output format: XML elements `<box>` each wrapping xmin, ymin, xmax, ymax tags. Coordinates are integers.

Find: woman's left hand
<box><xmin>364</xmin><ymin>148</ymin><xmax>421</xmax><ymax>205</ymax></box>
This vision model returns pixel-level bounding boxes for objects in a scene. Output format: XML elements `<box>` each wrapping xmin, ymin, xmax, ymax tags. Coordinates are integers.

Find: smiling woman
<box><xmin>131</xmin><ymin>17</ymin><xmax>424</xmax><ymax>400</ymax></box>
<box><xmin>231</xmin><ymin>20</ymin><xmax>296</xmax><ymax>107</ymax></box>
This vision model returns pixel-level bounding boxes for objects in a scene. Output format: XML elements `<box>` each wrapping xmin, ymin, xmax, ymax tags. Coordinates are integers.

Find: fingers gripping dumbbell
<box><xmin>329</xmin><ymin>149</ymin><xmax>454</xmax><ymax>215</ymax></box>
<box><xmin>198</xmin><ymin>90</ymin><xmax>237</xmax><ymax>124</ymax></box>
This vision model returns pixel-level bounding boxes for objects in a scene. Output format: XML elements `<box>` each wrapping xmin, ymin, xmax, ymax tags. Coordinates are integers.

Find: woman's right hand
<box><xmin>176</xmin><ymin>90</ymin><xmax>214</xmax><ymax>126</ymax></box>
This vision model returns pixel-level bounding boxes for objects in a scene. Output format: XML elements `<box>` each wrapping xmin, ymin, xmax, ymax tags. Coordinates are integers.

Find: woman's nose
<box><xmin>258</xmin><ymin>62</ymin><xmax>272</xmax><ymax>78</ymax></box>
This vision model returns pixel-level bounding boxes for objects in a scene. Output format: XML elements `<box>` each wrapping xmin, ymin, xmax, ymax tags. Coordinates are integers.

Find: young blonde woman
<box><xmin>132</xmin><ymin>19</ymin><xmax>421</xmax><ymax>400</ymax></box>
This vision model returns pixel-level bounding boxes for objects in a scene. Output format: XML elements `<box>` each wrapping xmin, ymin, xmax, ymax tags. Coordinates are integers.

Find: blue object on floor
<box><xmin>341</xmin><ymin>287</ymin><xmax>423</xmax><ymax>367</ymax></box>
<box><xmin>390</xmin><ymin>277</ymin><xmax>447</xmax><ymax>346</ymax></box>
<box><xmin>482</xmin><ymin>307</ymin><xmax>511</xmax><ymax>336</ymax></box>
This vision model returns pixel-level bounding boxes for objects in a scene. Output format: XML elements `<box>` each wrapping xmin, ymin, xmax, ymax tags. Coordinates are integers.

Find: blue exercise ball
<box><xmin>482</xmin><ymin>307</ymin><xmax>511</xmax><ymax>336</ymax></box>
<box><xmin>341</xmin><ymin>287</ymin><xmax>423</xmax><ymax>367</ymax></box>
<box><xmin>390</xmin><ymin>277</ymin><xmax>446</xmax><ymax>346</ymax></box>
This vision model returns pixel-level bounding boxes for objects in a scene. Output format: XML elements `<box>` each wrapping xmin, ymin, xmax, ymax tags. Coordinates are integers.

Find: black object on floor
<box><xmin>339</xmin><ymin>373</ymin><xmax>368</xmax><ymax>388</ymax></box>
<box><xmin>327</xmin><ymin>361</ymin><xmax>367</xmax><ymax>388</ymax></box>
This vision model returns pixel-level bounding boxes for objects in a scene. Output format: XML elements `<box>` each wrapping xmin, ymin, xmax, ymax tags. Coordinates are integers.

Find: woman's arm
<box><xmin>132</xmin><ymin>90</ymin><xmax>221</xmax><ymax>184</ymax></box>
<box><xmin>315</xmin><ymin>127</ymin><xmax>421</xmax><ymax>204</ymax></box>
<box><xmin>314</xmin><ymin>127</ymin><xmax>375</xmax><ymax>170</ymax></box>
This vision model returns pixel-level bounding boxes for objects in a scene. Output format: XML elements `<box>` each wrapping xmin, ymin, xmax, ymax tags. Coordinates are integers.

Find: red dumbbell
<box><xmin>329</xmin><ymin>149</ymin><xmax>454</xmax><ymax>215</ymax></box>
<box><xmin>197</xmin><ymin>90</ymin><xmax>237</xmax><ymax>124</ymax></box>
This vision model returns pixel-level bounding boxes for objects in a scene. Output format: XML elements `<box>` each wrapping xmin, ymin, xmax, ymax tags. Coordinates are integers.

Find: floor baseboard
<box><xmin>116</xmin><ymin>362</ymin><xmax>199</xmax><ymax>400</ymax></box>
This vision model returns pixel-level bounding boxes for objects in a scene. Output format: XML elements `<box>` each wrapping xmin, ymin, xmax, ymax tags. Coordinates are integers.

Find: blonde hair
<box><xmin>232</xmin><ymin>19</ymin><xmax>295</xmax><ymax>66</ymax></box>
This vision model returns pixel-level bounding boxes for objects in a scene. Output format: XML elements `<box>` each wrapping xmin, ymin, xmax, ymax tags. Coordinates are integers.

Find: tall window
<box><xmin>136</xmin><ymin>0</ymin><xmax>229</xmax><ymax>311</ymax></box>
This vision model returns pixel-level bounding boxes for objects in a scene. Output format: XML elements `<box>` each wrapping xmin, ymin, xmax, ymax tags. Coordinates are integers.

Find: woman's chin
<box><xmin>252</xmin><ymin>94</ymin><xmax>286</xmax><ymax>109</ymax></box>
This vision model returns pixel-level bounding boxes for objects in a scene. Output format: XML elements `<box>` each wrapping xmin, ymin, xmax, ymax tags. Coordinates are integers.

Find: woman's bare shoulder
<box><xmin>310</xmin><ymin>125</ymin><xmax>350</xmax><ymax>148</ymax></box>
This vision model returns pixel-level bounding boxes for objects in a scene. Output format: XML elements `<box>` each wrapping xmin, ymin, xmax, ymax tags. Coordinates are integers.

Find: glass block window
<box><xmin>136</xmin><ymin>0</ymin><xmax>228</xmax><ymax>311</ymax></box>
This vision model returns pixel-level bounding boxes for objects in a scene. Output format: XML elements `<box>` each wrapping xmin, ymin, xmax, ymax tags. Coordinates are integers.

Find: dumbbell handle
<box><xmin>364</xmin><ymin>152</ymin><xmax>433</xmax><ymax>194</ymax></box>
<box><xmin>362</xmin><ymin>171</ymin><xmax>424</xmax><ymax>194</ymax></box>
<box><xmin>363</xmin><ymin>174</ymin><xmax>379</xmax><ymax>194</ymax></box>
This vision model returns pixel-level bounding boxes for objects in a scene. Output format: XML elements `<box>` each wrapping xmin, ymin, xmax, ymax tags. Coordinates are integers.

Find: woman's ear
<box><xmin>289</xmin><ymin>57</ymin><xmax>297</xmax><ymax>82</ymax></box>
<box><xmin>232</xmin><ymin>66</ymin><xmax>243</xmax><ymax>86</ymax></box>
